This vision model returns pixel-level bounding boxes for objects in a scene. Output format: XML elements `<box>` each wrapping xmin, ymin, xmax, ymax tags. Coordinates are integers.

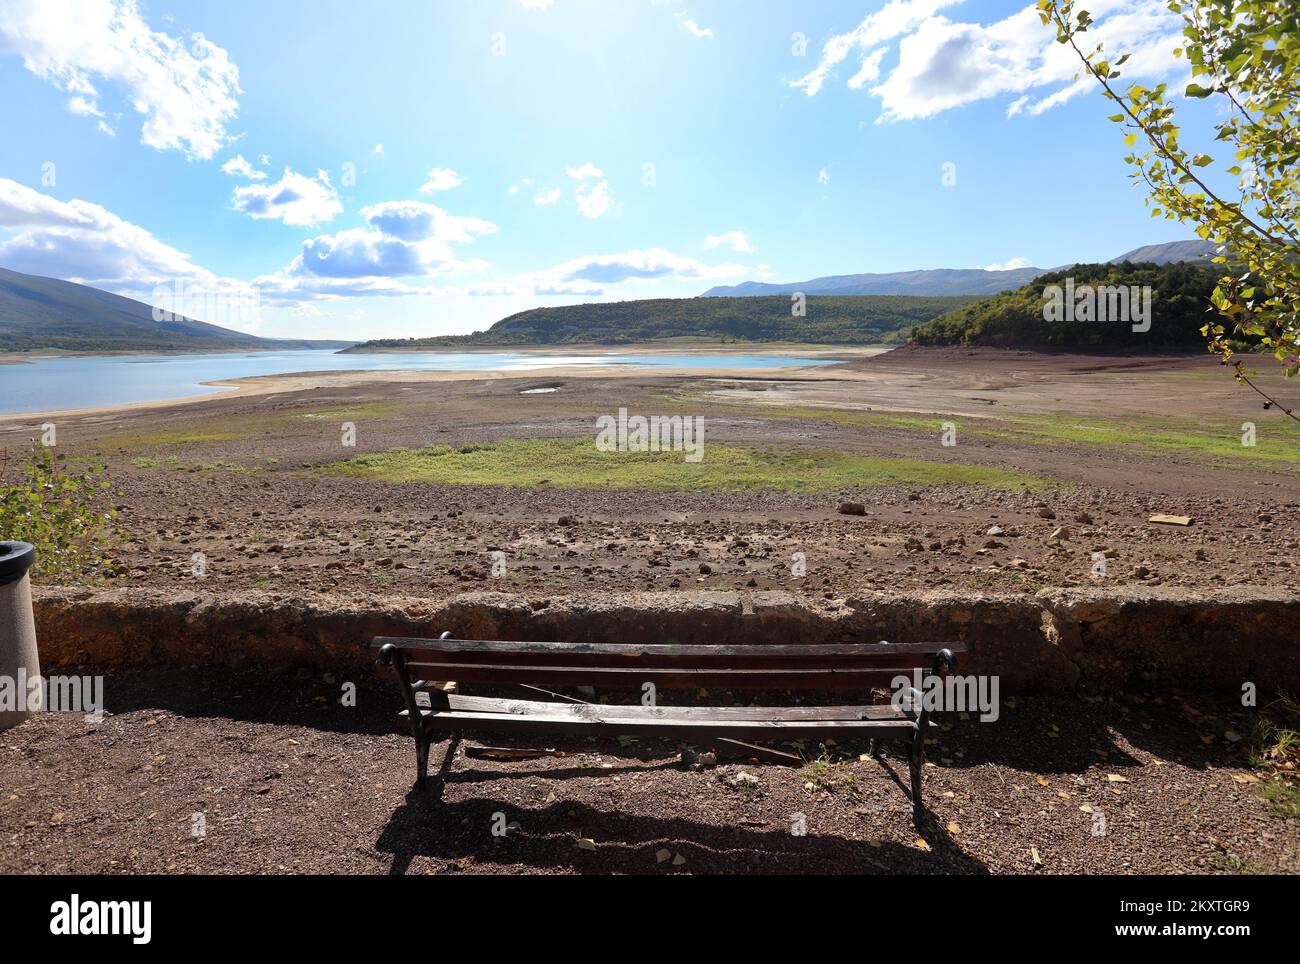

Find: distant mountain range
<box><xmin>1106</xmin><ymin>240</ymin><xmax>1218</xmax><ymax>265</ymax></box>
<box><xmin>0</xmin><ymin>266</ymin><xmax>351</xmax><ymax>353</ymax></box>
<box><xmin>700</xmin><ymin>240</ymin><xmax>1218</xmax><ymax>298</ymax></box>
<box><xmin>701</xmin><ymin>266</ymin><xmax>1045</xmax><ymax>298</ymax></box>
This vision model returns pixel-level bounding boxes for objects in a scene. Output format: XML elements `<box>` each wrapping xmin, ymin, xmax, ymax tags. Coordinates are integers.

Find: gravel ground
<box><xmin>1</xmin><ymin>668</ymin><xmax>1294</xmax><ymax>875</ymax></box>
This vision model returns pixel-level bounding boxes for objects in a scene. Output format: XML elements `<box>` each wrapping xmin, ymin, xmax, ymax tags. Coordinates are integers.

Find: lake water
<box><xmin>0</xmin><ymin>349</ymin><xmax>843</xmax><ymax>415</ymax></box>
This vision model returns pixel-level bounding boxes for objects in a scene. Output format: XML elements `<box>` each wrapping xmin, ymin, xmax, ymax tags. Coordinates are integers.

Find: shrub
<box><xmin>0</xmin><ymin>444</ymin><xmax>118</xmax><ymax>583</ymax></box>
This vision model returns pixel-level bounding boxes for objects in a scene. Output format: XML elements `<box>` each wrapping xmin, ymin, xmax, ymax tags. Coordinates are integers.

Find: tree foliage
<box><xmin>1039</xmin><ymin>0</ymin><xmax>1300</xmax><ymax>373</ymax></box>
<box><xmin>910</xmin><ymin>261</ymin><xmax>1222</xmax><ymax>348</ymax></box>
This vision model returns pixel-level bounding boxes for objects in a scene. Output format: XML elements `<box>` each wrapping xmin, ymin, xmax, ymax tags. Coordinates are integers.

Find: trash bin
<box><xmin>0</xmin><ymin>541</ymin><xmax>38</xmax><ymax>730</ymax></box>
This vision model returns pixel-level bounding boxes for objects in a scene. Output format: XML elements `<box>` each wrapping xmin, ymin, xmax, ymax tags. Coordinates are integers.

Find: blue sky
<box><xmin>0</xmin><ymin>0</ymin><xmax>1214</xmax><ymax>340</ymax></box>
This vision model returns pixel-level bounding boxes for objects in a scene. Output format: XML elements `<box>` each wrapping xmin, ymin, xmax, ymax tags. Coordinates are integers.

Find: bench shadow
<box><xmin>77</xmin><ymin>667</ymin><xmax>1249</xmax><ymax>779</ymax></box>
<box><xmin>376</xmin><ymin>752</ymin><xmax>989</xmax><ymax>876</ymax></box>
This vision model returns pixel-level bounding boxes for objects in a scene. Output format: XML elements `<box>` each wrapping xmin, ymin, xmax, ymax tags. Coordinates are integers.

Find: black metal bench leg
<box><xmin>415</xmin><ymin>731</ymin><xmax>431</xmax><ymax>791</ymax></box>
<box><xmin>377</xmin><ymin>643</ymin><xmax>437</xmax><ymax>794</ymax></box>
<box><xmin>910</xmin><ymin>712</ymin><xmax>928</xmax><ymax>828</ymax></box>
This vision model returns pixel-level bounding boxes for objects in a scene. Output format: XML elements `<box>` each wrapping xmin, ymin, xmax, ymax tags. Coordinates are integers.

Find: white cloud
<box><xmin>361</xmin><ymin>200</ymin><xmax>496</xmax><ymax>244</ymax></box>
<box><xmin>847</xmin><ymin>47</ymin><xmax>889</xmax><ymax>89</ymax></box>
<box><xmin>372</xmin><ymin>143</ymin><xmax>384</xmax><ymax>156</ymax></box>
<box><xmin>418</xmin><ymin>167</ymin><xmax>462</xmax><ymax>193</ymax></box>
<box><xmin>798</xmin><ymin>1</ymin><xmax>1184</xmax><ymax>123</ymax></box>
<box><xmin>221</xmin><ymin>154</ymin><xmax>266</xmax><ymax>180</ymax></box>
<box><xmin>817</xmin><ymin>167</ymin><xmax>830</xmax><ymax>185</ymax></box>
<box><xmin>231</xmin><ymin>168</ymin><xmax>343</xmax><ymax>227</ymax></box>
<box><xmin>0</xmin><ymin>177</ymin><xmax>496</xmax><ymax>316</ymax></box>
<box><xmin>576</xmin><ymin>179</ymin><xmax>614</xmax><ymax>218</ymax></box>
<box><xmin>520</xmin><ymin>247</ymin><xmax>748</xmax><ymax>297</ymax></box>
<box><xmin>681</xmin><ymin>18</ymin><xmax>713</xmax><ymax>39</ymax></box>
<box><xmin>872</xmin><ymin>9</ymin><xmax>1049</xmax><ymax>121</ymax></box>
<box><xmin>534</xmin><ymin>188</ymin><xmax>561</xmax><ymax>206</ymax></box>
<box><xmin>520</xmin><ymin>0</ymin><xmax>553</xmax><ymax>9</ymax></box>
<box><xmin>566</xmin><ymin>161</ymin><xmax>604</xmax><ymax>180</ymax></box>
<box><xmin>0</xmin><ymin>0</ymin><xmax>241</xmax><ymax>160</ymax></box>
<box><xmin>792</xmin><ymin>0</ymin><xmax>958</xmax><ymax>96</ymax></box>
<box><xmin>0</xmin><ymin>176</ymin><xmax>249</xmax><ymax>305</ymax></box>
<box><xmin>284</xmin><ymin>200</ymin><xmax>497</xmax><ymax>280</ymax></box>
<box><xmin>983</xmin><ymin>256</ymin><xmax>1032</xmax><ymax>271</ymax></box>
<box><xmin>704</xmin><ymin>231</ymin><xmax>754</xmax><ymax>253</ymax></box>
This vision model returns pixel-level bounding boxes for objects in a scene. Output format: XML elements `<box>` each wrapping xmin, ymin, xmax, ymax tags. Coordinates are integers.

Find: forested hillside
<box><xmin>909</xmin><ymin>262</ymin><xmax>1224</xmax><ymax>349</ymax></box>
<box><xmin>346</xmin><ymin>294</ymin><xmax>978</xmax><ymax>350</ymax></box>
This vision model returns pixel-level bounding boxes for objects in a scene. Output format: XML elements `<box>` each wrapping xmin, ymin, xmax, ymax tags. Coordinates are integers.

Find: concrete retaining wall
<box><xmin>29</xmin><ymin>586</ymin><xmax>1300</xmax><ymax>694</ymax></box>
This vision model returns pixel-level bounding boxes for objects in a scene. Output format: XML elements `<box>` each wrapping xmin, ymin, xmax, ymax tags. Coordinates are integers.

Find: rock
<box><xmin>724</xmin><ymin>771</ymin><xmax>760</xmax><ymax>790</ymax></box>
<box><xmin>986</xmin><ymin>526</ymin><xmax>1005</xmax><ymax>537</ymax></box>
<box><xmin>837</xmin><ymin>501</ymin><xmax>866</xmax><ymax>516</ymax></box>
<box><xmin>1074</xmin><ymin>512</ymin><xmax>1094</xmax><ymax>524</ymax></box>
<box><xmin>1037</xmin><ymin>507</ymin><xmax>1056</xmax><ymax>519</ymax></box>
<box><xmin>680</xmin><ymin>748</ymin><xmax>717</xmax><ymax>768</ymax></box>
<box><xmin>698</xmin><ymin>563</ymin><xmax>712</xmax><ymax>575</ymax></box>
<box><xmin>1049</xmin><ymin>527</ymin><xmax>1069</xmax><ymax>541</ymax></box>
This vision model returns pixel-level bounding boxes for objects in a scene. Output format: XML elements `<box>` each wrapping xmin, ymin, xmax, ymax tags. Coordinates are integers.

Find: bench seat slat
<box><xmin>407</xmin><ymin>693</ymin><xmax>913</xmax><ymax>722</ymax></box>
<box><xmin>400</xmin><ymin>661</ymin><xmax>918</xmax><ymax>688</ymax></box>
<box><xmin>411</xmin><ymin>708</ymin><xmax>918</xmax><ymax>741</ymax></box>
<box><xmin>404</xmin><ymin>651</ymin><xmax>937</xmax><ymax>670</ymax></box>
<box><xmin>375</xmin><ymin>637</ymin><xmax>966</xmax><ymax>659</ymax></box>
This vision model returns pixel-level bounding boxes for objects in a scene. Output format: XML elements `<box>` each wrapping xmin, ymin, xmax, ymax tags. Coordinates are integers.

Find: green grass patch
<box><xmin>998</xmin><ymin>413</ymin><xmax>1300</xmax><ymax>468</ymax></box>
<box><xmin>703</xmin><ymin>387</ymin><xmax>1300</xmax><ymax>471</ymax></box>
<box><xmin>319</xmin><ymin>438</ymin><xmax>1051</xmax><ymax>493</ymax></box>
<box><xmin>106</xmin><ymin>429</ymin><xmax>247</xmax><ymax>448</ymax></box>
<box><xmin>1257</xmin><ymin>777</ymin><xmax>1300</xmax><ymax>819</ymax></box>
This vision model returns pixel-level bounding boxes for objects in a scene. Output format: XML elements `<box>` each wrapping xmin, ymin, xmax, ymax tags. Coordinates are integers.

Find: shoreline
<box><xmin>0</xmin><ymin>351</ymin><xmax>882</xmax><ymax>423</ymax></box>
<box><xmin>0</xmin><ymin>340</ymin><xmax>879</xmax><ymax>365</ymax></box>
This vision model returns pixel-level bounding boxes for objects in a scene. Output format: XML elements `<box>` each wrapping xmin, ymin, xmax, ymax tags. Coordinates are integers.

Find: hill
<box><xmin>908</xmin><ymin>262</ymin><xmax>1223</xmax><ymax>350</ymax></box>
<box><xmin>343</xmin><ymin>294</ymin><xmax>980</xmax><ymax>351</ymax></box>
<box><xmin>0</xmin><ymin>267</ymin><xmax>351</xmax><ymax>353</ymax></box>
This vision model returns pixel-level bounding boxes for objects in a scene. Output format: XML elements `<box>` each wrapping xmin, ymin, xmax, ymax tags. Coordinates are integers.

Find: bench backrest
<box><xmin>373</xmin><ymin>636</ymin><xmax>963</xmax><ymax>690</ymax></box>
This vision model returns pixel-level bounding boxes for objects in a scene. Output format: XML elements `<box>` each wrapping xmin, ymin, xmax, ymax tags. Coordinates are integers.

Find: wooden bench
<box><xmin>374</xmin><ymin>634</ymin><xmax>964</xmax><ymax>826</ymax></box>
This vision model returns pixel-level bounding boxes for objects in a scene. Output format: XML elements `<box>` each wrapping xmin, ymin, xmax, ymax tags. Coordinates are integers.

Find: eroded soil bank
<box><xmin>31</xmin><ymin>585</ymin><xmax>1300</xmax><ymax>694</ymax></box>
